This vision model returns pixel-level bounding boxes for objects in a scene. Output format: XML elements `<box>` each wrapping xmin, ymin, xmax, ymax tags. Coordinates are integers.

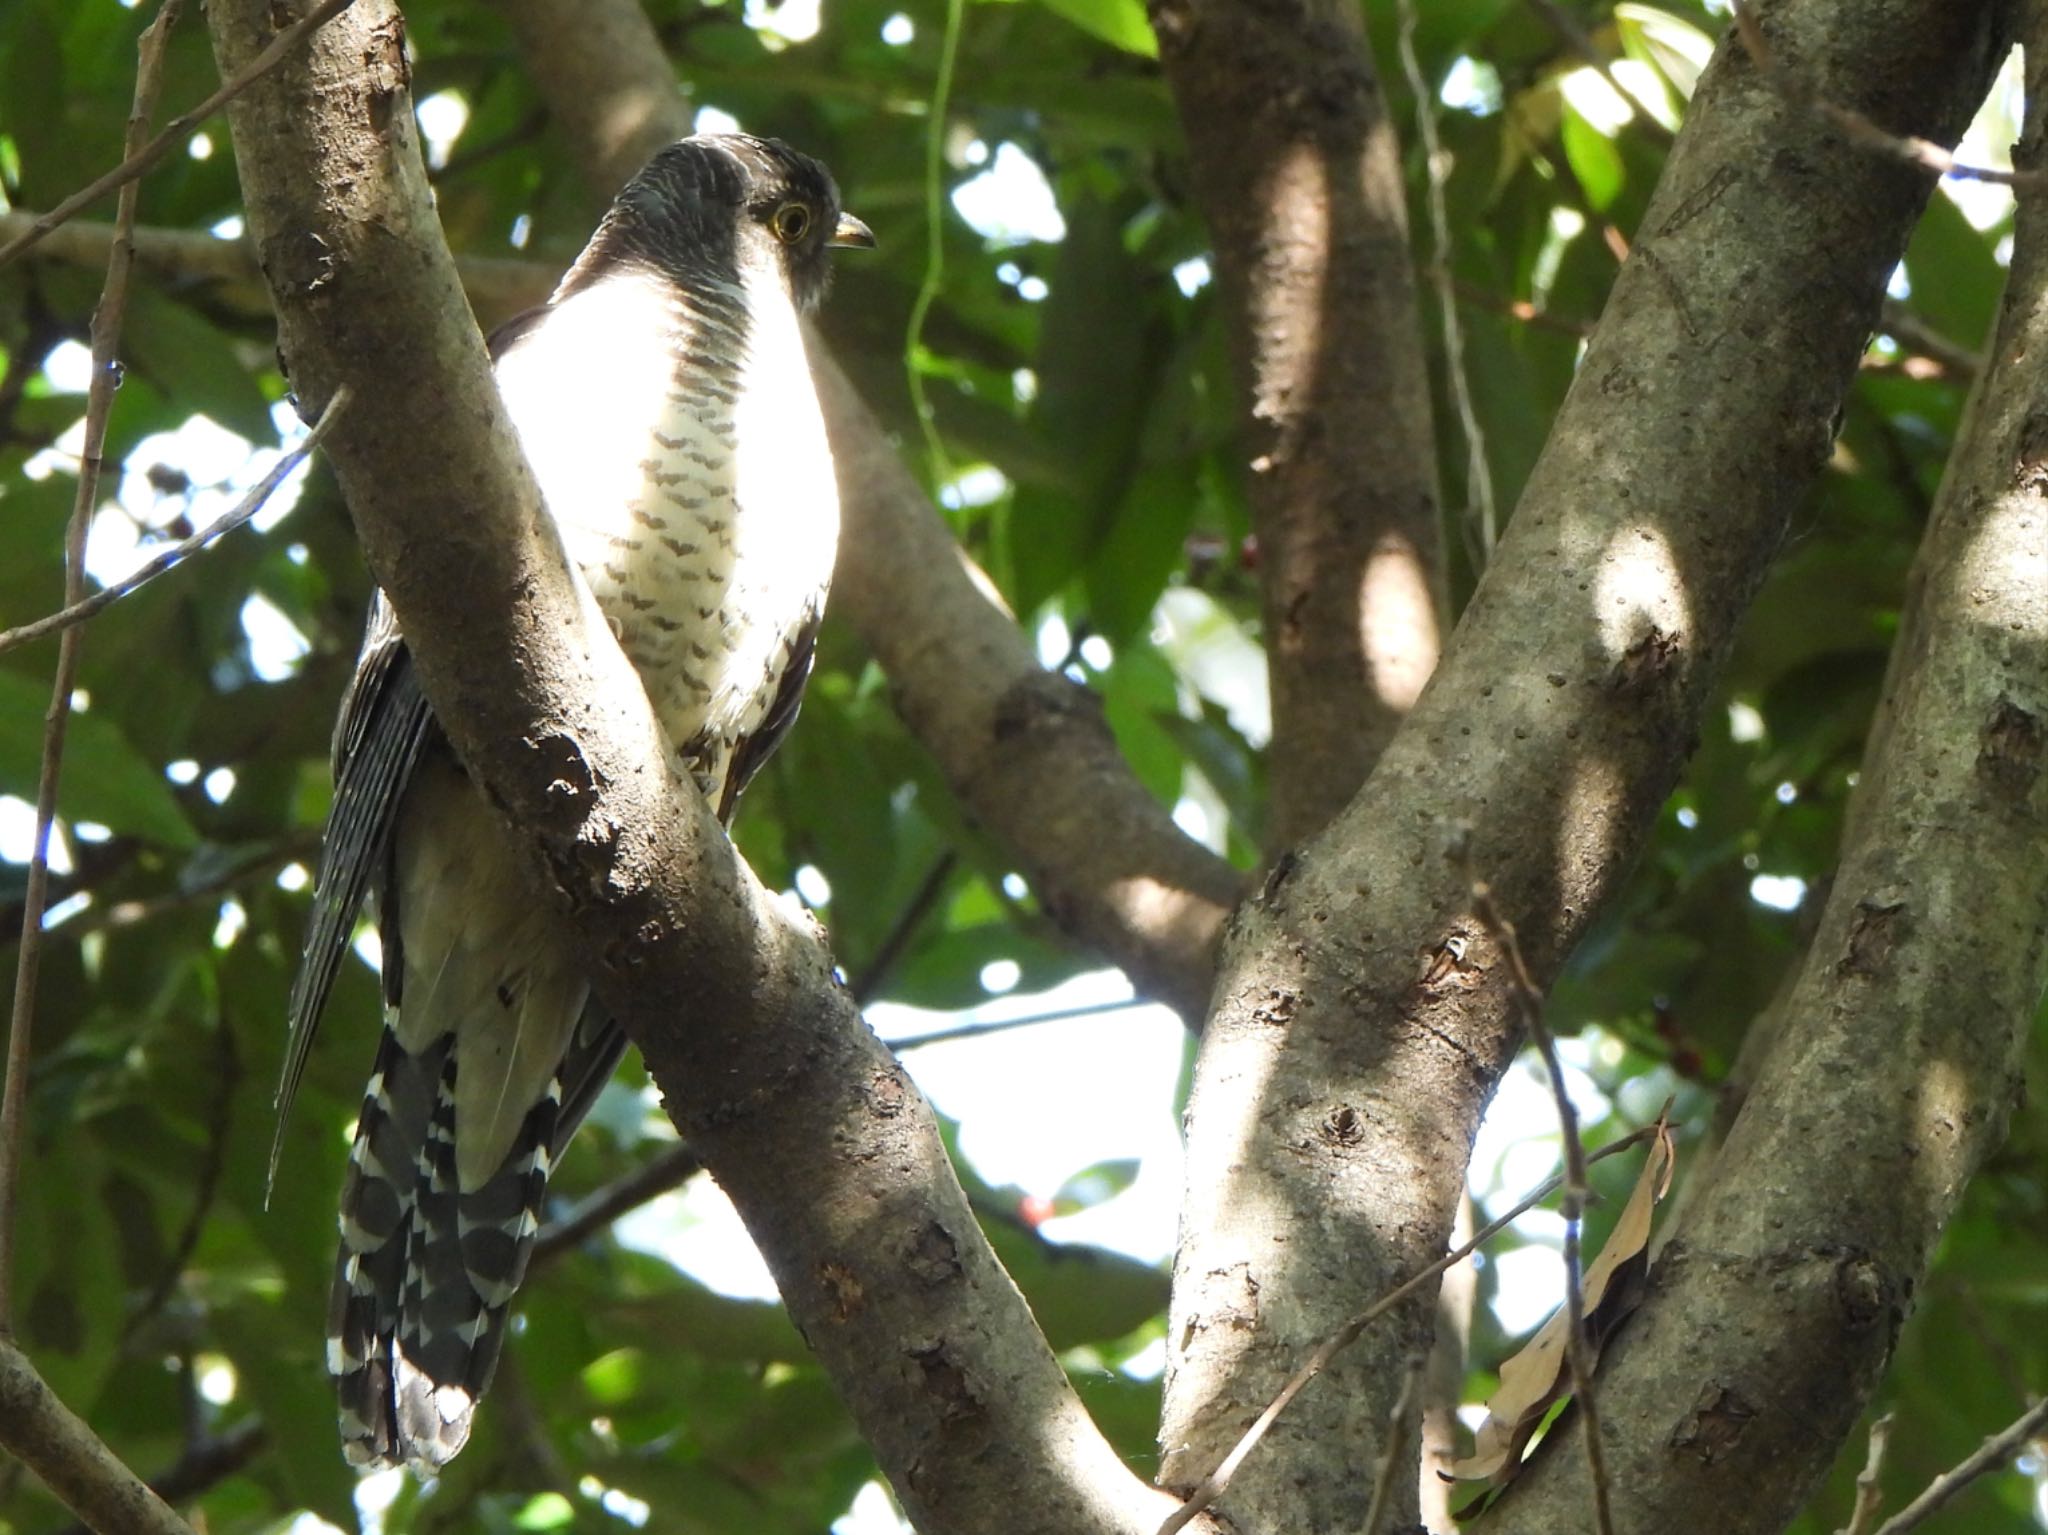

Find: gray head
<box><xmin>565</xmin><ymin>133</ymin><xmax>872</xmax><ymax>312</ymax></box>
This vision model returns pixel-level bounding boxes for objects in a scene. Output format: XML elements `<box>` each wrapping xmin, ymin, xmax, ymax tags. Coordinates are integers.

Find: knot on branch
<box><xmin>991</xmin><ymin>669</ymin><xmax>1110</xmax><ymax>750</ymax></box>
<box><xmin>1977</xmin><ymin>696</ymin><xmax>2044</xmax><ymax>801</ymax></box>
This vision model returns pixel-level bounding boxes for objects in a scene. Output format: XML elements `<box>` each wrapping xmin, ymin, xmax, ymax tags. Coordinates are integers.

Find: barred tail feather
<box><xmin>330</xmin><ymin>1032</ymin><xmax>560</xmax><ymax>1471</ymax></box>
<box><xmin>330</xmin><ymin>1008</ymin><xmax>628</xmax><ymax>1471</ymax></box>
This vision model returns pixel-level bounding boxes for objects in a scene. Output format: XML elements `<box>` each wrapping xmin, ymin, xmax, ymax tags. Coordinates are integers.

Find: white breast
<box><xmin>492</xmin><ymin>264</ymin><xmax>839</xmax><ymax>785</ymax></box>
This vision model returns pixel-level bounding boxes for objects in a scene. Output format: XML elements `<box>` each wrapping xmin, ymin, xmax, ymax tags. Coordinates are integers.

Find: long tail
<box><xmin>328</xmin><ymin>1010</ymin><xmax>624</xmax><ymax>1471</ymax></box>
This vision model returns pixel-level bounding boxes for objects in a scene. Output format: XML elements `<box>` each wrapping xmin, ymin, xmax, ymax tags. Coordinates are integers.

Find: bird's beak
<box><xmin>829</xmin><ymin>212</ymin><xmax>877</xmax><ymax>250</ymax></box>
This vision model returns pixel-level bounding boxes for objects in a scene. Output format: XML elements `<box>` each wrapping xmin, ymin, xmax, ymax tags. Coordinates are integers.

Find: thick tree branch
<box><xmin>1151</xmin><ymin>0</ymin><xmax>1447</xmax><ymax>851</ymax></box>
<box><xmin>489</xmin><ymin>0</ymin><xmax>1237</xmax><ymax>1021</ymax></box>
<box><xmin>1157</xmin><ymin>3</ymin><xmax>2006</xmax><ymax>1531</ymax></box>
<box><xmin>0</xmin><ymin>1338</ymin><xmax>198</xmax><ymax>1535</ymax></box>
<box><xmin>201</xmin><ymin>3</ymin><xmax>1198</xmax><ymax>1531</ymax></box>
<box><xmin>0</xmin><ymin>210</ymin><xmax>556</xmax><ymax>327</ymax></box>
<box><xmin>1502</xmin><ymin>20</ymin><xmax>2048</xmax><ymax>1530</ymax></box>
<box><xmin>818</xmin><ymin>354</ymin><xmax>1241</xmax><ymax>1020</ymax></box>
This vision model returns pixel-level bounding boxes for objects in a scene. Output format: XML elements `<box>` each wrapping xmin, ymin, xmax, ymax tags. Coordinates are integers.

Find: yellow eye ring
<box><xmin>771</xmin><ymin>203</ymin><xmax>812</xmax><ymax>243</ymax></box>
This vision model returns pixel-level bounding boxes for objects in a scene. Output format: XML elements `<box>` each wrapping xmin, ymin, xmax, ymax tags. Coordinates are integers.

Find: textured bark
<box><xmin>494</xmin><ymin>0</ymin><xmax>1238</xmax><ymax>1021</ymax></box>
<box><xmin>202</xmin><ymin>4</ymin><xmax>1197</xmax><ymax>1531</ymax></box>
<box><xmin>1500</xmin><ymin>22</ymin><xmax>2048</xmax><ymax>1531</ymax></box>
<box><xmin>1152</xmin><ymin>0</ymin><xmax>1447</xmax><ymax>851</ymax></box>
<box><xmin>0</xmin><ymin>1339</ymin><xmax>198</xmax><ymax>1535</ymax></box>
<box><xmin>1157</xmin><ymin>4</ymin><xmax>2005</xmax><ymax>1531</ymax></box>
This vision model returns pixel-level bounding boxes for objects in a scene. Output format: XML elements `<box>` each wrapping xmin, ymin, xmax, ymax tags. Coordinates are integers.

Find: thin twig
<box><xmin>901</xmin><ymin>0</ymin><xmax>965</xmax><ymax>485</ymax></box>
<box><xmin>1395</xmin><ymin>0</ymin><xmax>1498</xmax><ymax>564</ymax></box>
<box><xmin>0</xmin><ymin>0</ymin><xmax>185</xmax><ymax>1335</ymax></box>
<box><xmin>1362</xmin><ymin>1355</ymin><xmax>1426</xmax><ymax>1535</ymax></box>
<box><xmin>0</xmin><ymin>0</ymin><xmax>358</xmax><ymax>273</ymax></box>
<box><xmin>1876</xmin><ymin>300</ymin><xmax>1983</xmax><ymax>381</ymax></box>
<box><xmin>1729</xmin><ymin>0</ymin><xmax>2044</xmax><ymax>191</ymax></box>
<box><xmin>1471</xmin><ymin>879</ymin><xmax>1614</xmax><ymax>1535</ymax></box>
<box><xmin>0</xmin><ymin>387</ymin><xmax>351</xmax><ymax>659</ymax></box>
<box><xmin>1868</xmin><ymin>1398</ymin><xmax>2048</xmax><ymax>1535</ymax></box>
<box><xmin>1154</xmin><ymin>1121</ymin><xmax>1667</xmax><ymax>1535</ymax></box>
<box><xmin>0</xmin><ymin>1339</ymin><xmax>199</xmax><ymax>1535</ymax></box>
<box><xmin>531</xmin><ymin>1142</ymin><xmax>703</xmax><ymax>1267</ymax></box>
<box><xmin>1838</xmin><ymin>1414</ymin><xmax>1893</xmax><ymax>1535</ymax></box>
<box><xmin>849</xmin><ymin>851</ymin><xmax>959</xmax><ymax>1004</ymax></box>
<box><xmin>881</xmin><ymin>995</ymin><xmax>1154</xmax><ymax>1053</ymax></box>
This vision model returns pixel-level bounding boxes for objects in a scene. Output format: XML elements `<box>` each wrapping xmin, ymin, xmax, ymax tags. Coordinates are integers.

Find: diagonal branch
<box><xmin>200</xmin><ymin>3</ymin><xmax>1207</xmax><ymax>1531</ymax></box>
<box><xmin>1498</xmin><ymin>12</ymin><xmax>2047</xmax><ymax>1528</ymax></box>
<box><xmin>0</xmin><ymin>0</ymin><xmax>355</xmax><ymax>273</ymax></box>
<box><xmin>0</xmin><ymin>1339</ymin><xmax>197</xmax><ymax>1535</ymax></box>
<box><xmin>0</xmin><ymin>386</ymin><xmax>351</xmax><ymax>660</ymax></box>
<box><xmin>1158</xmin><ymin>2</ymin><xmax>2007</xmax><ymax>1530</ymax></box>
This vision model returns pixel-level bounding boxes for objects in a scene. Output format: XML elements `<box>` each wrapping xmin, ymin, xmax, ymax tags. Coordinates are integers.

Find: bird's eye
<box><xmin>771</xmin><ymin>203</ymin><xmax>812</xmax><ymax>243</ymax></box>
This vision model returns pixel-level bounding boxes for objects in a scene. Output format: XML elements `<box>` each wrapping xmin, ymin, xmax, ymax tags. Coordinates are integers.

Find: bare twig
<box><xmin>1867</xmin><ymin>1399</ymin><xmax>2048</xmax><ymax>1535</ymax></box>
<box><xmin>1395</xmin><ymin>0</ymin><xmax>1497</xmax><ymax>562</ymax></box>
<box><xmin>0</xmin><ymin>386</ymin><xmax>352</xmax><ymax>659</ymax></box>
<box><xmin>1362</xmin><ymin>1355</ymin><xmax>1426</xmax><ymax>1535</ymax></box>
<box><xmin>882</xmin><ymin>996</ymin><xmax>1155</xmax><ymax>1053</ymax></box>
<box><xmin>1729</xmin><ymin>0</ymin><xmax>2043</xmax><ymax>191</ymax></box>
<box><xmin>1154</xmin><ymin>1121</ymin><xmax>1667</xmax><ymax>1535</ymax></box>
<box><xmin>848</xmin><ymin>851</ymin><xmax>959</xmax><ymax>1005</ymax></box>
<box><xmin>1472</xmin><ymin>879</ymin><xmax>1614</xmax><ymax>1535</ymax></box>
<box><xmin>1876</xmin><ymin>300</ymin><xmax>1984</xmax><ymax>381</ymax></box>
<box><xmin>0</xmin><ymin>0</ymin><xmax>357</xmax><ymax>273</ymax></box>
<box><xmin>1838</xmin><ymin>1414</ymin><xmax>1893</xmax><ymax>1535</ymax></box>
<box><xmin>0</xmin><ymin>0</ymin><xmax>185</xmax><ymax>1334</ymax></box>
<box><xmin>0</xmin><ymin>1337</ymin><xmax>200</xmax><ymax>1535</ymax></box>
<box><xmin>531</xmin><ymin>1142</ymin><xmax>702</xmax><ymax>1267</ymax></box>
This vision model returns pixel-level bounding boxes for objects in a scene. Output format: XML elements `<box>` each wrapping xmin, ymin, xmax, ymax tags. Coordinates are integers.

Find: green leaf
<box><xmin>1026</xmin><ymin>0</ymin><xmax>1157</xmax><ymax>56</ymax></box>
<box><xmin>0</xmin><ymin>670</ymin><xmax>197</xmax><ymax>846</ymax></box>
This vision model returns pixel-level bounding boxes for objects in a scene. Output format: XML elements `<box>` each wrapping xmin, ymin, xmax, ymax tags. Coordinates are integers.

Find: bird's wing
<box><xmin>717</xmin><ymin>603</ymin><xmax>822</xmax><ymax>822</ymax></box>
<box><xmin>274</xmin><ymin>303</ymin><xmax>558</xmax><ymax>1189</ymax></box>
<box><xmin>270</xmin><ymin>592</ymin><xmax>434</xmax><ymax>1195</ymax></box>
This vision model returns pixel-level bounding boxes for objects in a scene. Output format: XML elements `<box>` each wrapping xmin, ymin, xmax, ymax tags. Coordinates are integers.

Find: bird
<box><xmin>271</xmin><ymin>133</ymin><xmax>873</xmax><ymax>1473</ymax></box>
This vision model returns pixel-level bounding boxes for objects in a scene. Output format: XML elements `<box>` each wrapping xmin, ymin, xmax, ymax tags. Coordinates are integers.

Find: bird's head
<box><xmin>591</xmin><ymin>133</ymin><xmax>873</xmax><ymax>313</ymax></box>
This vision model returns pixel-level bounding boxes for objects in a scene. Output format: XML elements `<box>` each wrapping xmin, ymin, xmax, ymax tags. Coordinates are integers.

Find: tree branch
<box><xmin>0</xmin><ymin>385</ymin><xmax>351</xmax><ymax>661</ymax></box>
<box><xmin>1500</xmin><ymin>13</ymin><xmax>2047</xmax><ymax>1530</ymax></box>
<box><xmin>0</xmin><ymin>1338</ymin><xmax>198</xmax><ymax>1535</ymax></box>
<box><xmin>1157</xmin><ymin>2</ymin><xmax>2006</xmax><ymax>1529</ymax></box>
<box><xmin>0</xmin><ymin>210</ymin><xmax>556</xmax><ymax>328</ymax></box>
<box><xmin>1151</xmin><ymin>0</ymin><xmax>1447</xmax><ymax>851</ymax></box>
<box><xmin>817</xmin><ymin>351</ymin><xmax>1240</xmax><ymax>1021</ymax></box>
<box><xmin>201</xmin><ymin>3</ymin><xmax>1202</xmax><ymax>1531</ymax></box>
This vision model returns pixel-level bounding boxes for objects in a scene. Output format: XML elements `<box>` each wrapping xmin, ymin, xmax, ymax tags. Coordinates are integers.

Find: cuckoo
<box><xmin>273</xmin><ymin>133</ymin><xmax>872</xmax><ymax>1472</ymax></box>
